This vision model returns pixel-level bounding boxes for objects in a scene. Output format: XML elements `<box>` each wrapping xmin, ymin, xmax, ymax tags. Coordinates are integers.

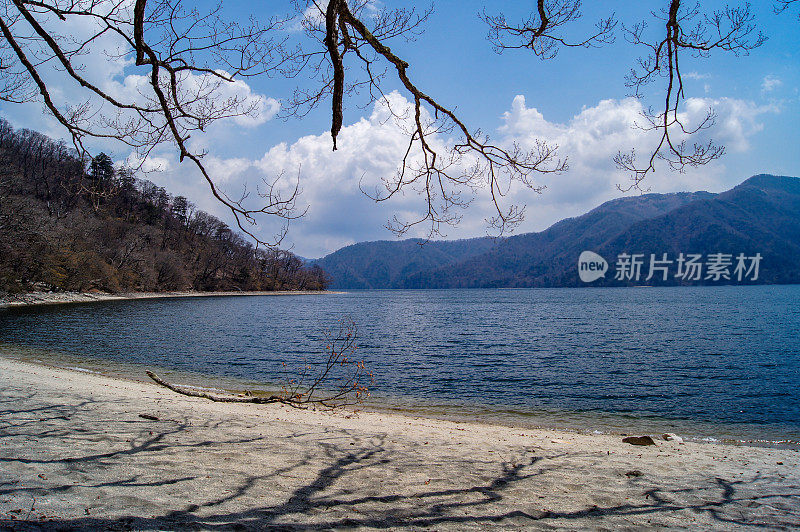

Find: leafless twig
<box><xmin>291</xmin><ymin>0</ymin><xmax>567</xmax><ymax>238</ymax></box>
<box><xmin>147</xmin><ymin>316</ymin><xmax>372</xmax><ymax>409</ymax></box>
<box><xmin>774</xmin><ymin>0</ymin><xmax>799</xmax><ymax>16</ymax></box>
<box><xmin>614</xmin><ymin>0</ymin><xmax>765</xmax><ymax>191</ymax></box>
<box><xmin>481</xmin><ymin>0</ymin><xmax>616</xmax><ymax>58</ymax></box>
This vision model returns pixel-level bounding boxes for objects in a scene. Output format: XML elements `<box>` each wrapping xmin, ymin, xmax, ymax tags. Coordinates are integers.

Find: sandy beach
<box><xmin>0</xmin><ymin>290</ymin><xmax>341</xmax><ymax>309</ymax></box>
<box><xmin>0</xmin><ymin>357</ymin><xmax>798</xmax><ymax>530</ymax></box>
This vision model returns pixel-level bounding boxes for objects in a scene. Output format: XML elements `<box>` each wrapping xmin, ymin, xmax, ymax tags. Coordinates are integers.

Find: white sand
<box><xmin>0</xmin><ymin>290</ymin><xmax>341</xmax><ymax>308</ymax></box>
<box><xmin>1</xmin><ymin>356</ymin><xmax>798</xmax><ymax>530</ymax></box>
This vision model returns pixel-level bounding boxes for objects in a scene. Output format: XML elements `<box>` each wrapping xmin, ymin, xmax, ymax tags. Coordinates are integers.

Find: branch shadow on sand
<box><xmin>1</xmin><ymin>390</ymin><xmax>798</xmax><ymax>530</ymax></box>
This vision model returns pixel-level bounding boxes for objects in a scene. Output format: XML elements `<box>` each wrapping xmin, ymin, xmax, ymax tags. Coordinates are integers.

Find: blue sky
<box><xmin>1</xmin><ymin>1</ymin><xmax>798</xmax><ymax>257</ymax></box>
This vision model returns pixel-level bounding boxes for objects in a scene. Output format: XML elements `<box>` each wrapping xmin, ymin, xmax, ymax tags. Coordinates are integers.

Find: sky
<box><xmin>1</xmin><ymin>0</ymin><xmax>798</xmax><ymax>258</ymax></box>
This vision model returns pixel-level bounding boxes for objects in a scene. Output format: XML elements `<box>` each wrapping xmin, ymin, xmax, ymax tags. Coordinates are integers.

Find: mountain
<box><xmin>314</xmin><ymin>237</ymin><xmax>497</xmax><ymax>289</ymax></box>
<box><xmin>316</xmin><ymin>174</ymin><xmax>800</xmax><ymax>288</ymax></box>
<box><xmin>402</xmin><ymin>190</ymin><xmax>716</xmax><ymax>288</ymax></box>
<box><xmin>578</xmin><ymin>174</ymin><xmax>800</xmax><ymax>287</ymax></box>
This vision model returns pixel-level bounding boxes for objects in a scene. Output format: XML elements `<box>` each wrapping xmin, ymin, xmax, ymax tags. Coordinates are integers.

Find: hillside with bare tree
<box><xmin>0</xmin><ymin>119</ymin><xmax>330</xmax><ymax>294</ymax></box>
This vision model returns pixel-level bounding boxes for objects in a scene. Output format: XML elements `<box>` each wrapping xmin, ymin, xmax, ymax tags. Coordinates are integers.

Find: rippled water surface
<box><xmin>2</xmin><ymin>286</ymin><xmax>799</xmax><ymax>441</ymax></box>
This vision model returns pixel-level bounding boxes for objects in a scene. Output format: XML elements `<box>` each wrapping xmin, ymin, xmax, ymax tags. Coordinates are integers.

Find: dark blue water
<box><xmin>2</xmin><ymin>286</ymin><xmax>799</xmax><ymax>441</ymax></box>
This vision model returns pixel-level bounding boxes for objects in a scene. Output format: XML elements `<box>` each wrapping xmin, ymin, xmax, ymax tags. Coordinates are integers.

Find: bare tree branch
<box><xmin>481</xmin><ymin>0</ymin><xmax>617</xmax><ymax>57</ymax></box>
<box><xmin>614</xmin><ymin>0</ymin><xmax>765</xmax><ymax>191</ymax></box>
<box><xmin>147</xmin><ymin>317</ymin><xmax>372</xmax><ymax>409</ymax></box>
<box><xmin>0</xmin><ymin>0</ymin><xmax>788</xmax><ymax>243</ymax></box>
<box><xmin>774</xmin><ymin>0</ymin><xmax>800</xmax><ymax>16</ymax></box>
<box><xmin>480</xmin><ymin>1</ymin><xmax>768</xmax><ymax>193</ymax></box>
<box><xmin>288</xmin><ymin>0</ymin><xmax>566</xmax><ymax>238</ymax></box>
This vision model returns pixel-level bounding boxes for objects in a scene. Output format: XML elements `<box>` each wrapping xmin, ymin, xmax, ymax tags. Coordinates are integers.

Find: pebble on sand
<box><xmin>622</xmin><ymin>435</ymin><xmax>656</xmax><ymax>446</ymax></box>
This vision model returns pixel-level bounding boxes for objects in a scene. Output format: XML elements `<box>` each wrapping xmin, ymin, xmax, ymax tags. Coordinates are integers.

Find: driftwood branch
<box><xmin>146</xmin><ymin>317</ymin><xmax>372</xmax><ymax>409</ymax></box>
<box><xmin>146</xmin><ymin>370</ymin><xmax>295</xmax><ymax>405</ymax></box>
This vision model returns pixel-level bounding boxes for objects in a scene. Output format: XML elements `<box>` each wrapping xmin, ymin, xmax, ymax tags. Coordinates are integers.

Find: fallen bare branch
<box><xmin>147</xmin><ymin>317</ymin><xmax>372</xmax><ymax>409</ymax></box>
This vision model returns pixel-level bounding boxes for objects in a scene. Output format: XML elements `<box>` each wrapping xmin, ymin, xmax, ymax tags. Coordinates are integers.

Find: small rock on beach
<box><xmin>622</xmin><ymin>435</ymin><xmax>656</xmax><ymax>446</ymax></box>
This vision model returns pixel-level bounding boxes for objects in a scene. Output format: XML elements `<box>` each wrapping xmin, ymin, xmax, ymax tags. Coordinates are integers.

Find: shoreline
<box><xmin>1</xmin><ymin>356</ymin><xmax>798</xmax><ymax>529</ymax></box>
<box><xmin>1</xmin><ymin>345</ymin><xmax>797</xmax><ymax>449</ymax></box>
<box><xmin>0</xmin><ymin>289</ymin><xmax>343</xmax><ymax>308</ymax></box>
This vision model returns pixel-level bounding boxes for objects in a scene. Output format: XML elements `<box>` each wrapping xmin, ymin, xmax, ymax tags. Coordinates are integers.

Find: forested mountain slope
<box><xmin>402</xmin><ymin>191</ymin><xmax>716</xmax><ymax>288</ymax></box>
<box><xmin>318</xmin><ymin>175</ymin><xmax>800</xmax><ymax>288</ymax></box>
<box><xmin>0</xmin><ymin>119</ymin><xmax>329</xmax><ymax>293</ymax></box>
<box><xmin>314</xmin><ymin>237</ymin><xmax>496</xmax><ymax>289</ymax></box>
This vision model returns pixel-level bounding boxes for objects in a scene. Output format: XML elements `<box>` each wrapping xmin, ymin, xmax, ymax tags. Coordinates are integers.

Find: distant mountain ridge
<box><xmin>314</xmin><ymin>237</ymin><xmax>496</xmax><ymax>289</ymax></box>
<box><xmin>316</xmin><ymin>174</ymin><xmax>800</xmax><ymax>288</ymax></box>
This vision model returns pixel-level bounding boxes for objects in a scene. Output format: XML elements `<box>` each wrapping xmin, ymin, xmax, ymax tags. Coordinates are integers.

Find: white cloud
<box><xmin>290</xmin><ymin>0</ymin><xmax>382</xmax><ymax>32</ymax></box>
<box><xmin>497</xmin><ymin>95</ymin><xmax>751</xmax><ymax>205</ymax></box>
<box><xmin>139</xmin><ymin>92</ymin><xmax>774</xmax><ymax>258</ymax></box>
<box><xmin>762</xmin><ymin>75</ymin><xmax>783</xmax><ymax>93</ymax></box>
<box><xmin>685</xmin><ymin>98</ymin><xmax>778</xmax><ymax>152</ymax></box>
<box><xmin>124</xmin><ymin>154</ymin><xmax>172</xmax><ymax>173</ymax></box>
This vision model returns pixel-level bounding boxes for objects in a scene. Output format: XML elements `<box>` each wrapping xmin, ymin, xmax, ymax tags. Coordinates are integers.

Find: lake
<box><xmin>2</xmin><ymin>286</ymin><xmax>799</xmax><ymax>444</ymax></box>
